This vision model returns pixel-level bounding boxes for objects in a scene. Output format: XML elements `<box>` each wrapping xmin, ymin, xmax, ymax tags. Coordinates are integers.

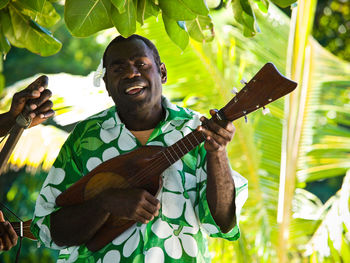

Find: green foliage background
<box><xmin>0</xmin><ymin>0</ymin><xmax>349</xmax><ymax>262</ymax></box>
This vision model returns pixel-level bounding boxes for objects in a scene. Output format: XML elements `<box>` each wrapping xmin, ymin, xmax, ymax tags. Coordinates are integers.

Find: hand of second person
<box><xmin>0</xmin><ymin>211</ymin><xmax>18</xmax><ymax>251</ymax></box>
<box><xmin>100</xmin><ymin>188</ymin><xmax>160</xmax><ymax>224</ymax></box>
<box><xmin>198</xmin><ymin>109</ymin><xmax>235</xmax><ymax>153</ymax></box>
<box><xmin>9</xmin><ymin>75</ymin><xmax>55</xmax><ymax>128</ymax></box>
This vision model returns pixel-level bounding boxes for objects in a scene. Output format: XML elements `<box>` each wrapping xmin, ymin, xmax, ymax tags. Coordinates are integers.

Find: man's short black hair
<box><xmin>102</xmin><ymin>34</ymin><xmax>162</xmax><ymax>70</ymax></box>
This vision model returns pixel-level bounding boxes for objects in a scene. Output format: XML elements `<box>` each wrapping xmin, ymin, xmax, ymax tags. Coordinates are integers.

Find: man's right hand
<box><xmin>101</xmin><ymin>188</ymin><xmax>160</xmax><ymax>224</ymax></box>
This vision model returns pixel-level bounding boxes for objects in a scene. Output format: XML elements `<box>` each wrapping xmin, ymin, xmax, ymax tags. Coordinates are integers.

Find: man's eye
<box><xmin>137</xmin><ymin>63</ymin><xmax>146</xmax><ymax>68</ymax></box>
<box><xmin>114</xmin><ymin>66</ymin><xmax>124</xmax><ymax>72</ymax></box>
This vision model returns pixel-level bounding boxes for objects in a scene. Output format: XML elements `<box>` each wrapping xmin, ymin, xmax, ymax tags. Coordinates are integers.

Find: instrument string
<box><xmin>120</xmin><ymin>130</ymin><xmax>205</xmax><ymax>188</ymax></box>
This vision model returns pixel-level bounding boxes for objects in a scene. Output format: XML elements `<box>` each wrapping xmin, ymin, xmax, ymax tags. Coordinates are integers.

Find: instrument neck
<box><xmin>162</xmin><ymin>129</ymin><xmax>206</xmax><ymax>165</ymax></box>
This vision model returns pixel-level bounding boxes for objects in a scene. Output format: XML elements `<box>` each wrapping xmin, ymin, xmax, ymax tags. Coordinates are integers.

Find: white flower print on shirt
<box><xmin>86</xmin><ymin>147</ymin><xmax>119</xmax><ymax>171</ymax></box>
<box><xmin>151</xmin><ymin>218</ymin><xmax>199</xmax><ymax>259</ymax></box>
<box><xmin>112</xmin><ymin>223</ymin><xmax>146</xmax><ymax>258</ymax></box>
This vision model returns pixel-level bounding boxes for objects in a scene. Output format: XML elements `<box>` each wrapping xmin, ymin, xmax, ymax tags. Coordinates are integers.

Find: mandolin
<box><xmin>56</xmin><ymin>62</ymin><xmax>297</xmax><ymax>252</ymax></box>
<box><xmin>10</xmin><ymin>220</ymin><xmax>37</xmax><ymax>241</ymax></box>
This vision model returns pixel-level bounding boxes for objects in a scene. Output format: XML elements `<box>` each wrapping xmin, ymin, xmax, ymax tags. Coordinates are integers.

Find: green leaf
<box><xmin>8</xmin><ymin>5</ymin><xmax>62</xmax><ymax>56</ymax></box>
<box><xmin>111</xmin><ymin>0</ymin><xmax>127</xmax><ymax>13</ymax></box>
<box><xmin>0</xmin><ymin>9</ymin><xmax>25</xmax><ymax>48</ymax></box>
<box><xmin>143</xmin><ymin>0</ymin><xmax>160</xmax><ymax>20</ymax></box>
<box><xmin>110</xmin><ymin>0</ymin><xmax>136</xmax><ymax>37</ymax></box>
<box><xmin>0</xmin><ymin>26</ymin><xmax>10</xmax><ymax>55</ymax></box>
<box><xmin>0</xmin><ymin>0</ymin><xmax>9</xmax><ymax>9</ymax></box>
<box><xmin>158</xmin><ymin>0</ymin><xmax>196</xmax><ymax>21</ymax></box>
<box><xmin>186</xmin><ymin>15</ymin><xmax>214</xmax><ymax>42</ymax></box>
<box><xmin>162</xmin><ymin>13</ymin><xmax>189</xmax><ymax>50</ymax></box>
<box><xmin>136</xmin><ymin>0</ymin><xmax>146</xmax><ymax>25</ymax></box>
<box><xmin>232</xmin><ymin>0</ymin><xmax>258</xmax><ymax>37</ymax></box>
<box><xmin>16</xmin><ymin>0</ymin><xmax>46</xmax><ymax>13</ymax></box>
<box><xmin>270</xmin><ymin>0</ymin><xmax>297</xmax><ymax>8</ymax></box>
<box><xmin>15</xmin><ymin>0</ymin><xmax>60</xmax><ymax>28</ymax></box>
<box><xmin>64</xmin><ymin>0</ymin><xmax>113</xmax><ymax>37</ymax></box>
<box><xmin>254</xmin><ymin>0</ymin><xmax>269</xmax><ymax>13</ymax></box>
<box><xmin>81</xmin><ymin>137</ymin><xmax>104</xmax><ymax>151</ymax></box>
<box><xmin>159</xmin><ymin>0</ymin><xmax>209</xmax><ymax>21</ymax></box>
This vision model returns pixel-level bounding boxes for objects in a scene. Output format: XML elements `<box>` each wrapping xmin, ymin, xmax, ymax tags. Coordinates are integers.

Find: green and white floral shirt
<box><xmin>31</xmin><ymin>97</ymin><xmax>248</xmax><ymax>263</ymax></box>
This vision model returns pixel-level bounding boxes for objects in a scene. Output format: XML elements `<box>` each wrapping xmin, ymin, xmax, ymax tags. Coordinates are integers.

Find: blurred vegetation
<box><xmin>2</xmin><ymin>4</ymin><xmax>107</xmax><ymax>86</ymax></box>
<box><xmin>0</xmin><ymin>0</ymin><xmax>349</xmax><ymax>262</ymax></box>
<box><xmin>313</xmin><ymin>0</ymin><xmax>350</xmax><ymax>62</ymax></box>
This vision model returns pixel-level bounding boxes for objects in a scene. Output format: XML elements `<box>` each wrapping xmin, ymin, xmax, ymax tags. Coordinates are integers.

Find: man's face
<box><xmin>103</xmin><ymin>38</ymin><xmax>167</xmax><ymax>113</ymax></box>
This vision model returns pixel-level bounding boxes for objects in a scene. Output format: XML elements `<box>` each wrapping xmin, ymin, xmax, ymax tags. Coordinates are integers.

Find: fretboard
<box><xmin>161</xmin><ymin>130</ymin><xmax>206</xmax><ymax>165</ymax></box>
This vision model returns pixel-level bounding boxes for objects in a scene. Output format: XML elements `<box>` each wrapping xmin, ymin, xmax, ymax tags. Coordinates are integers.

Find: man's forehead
<box><xmin>105</xmin><ymin>39</ymin><xmax>153</xmax><ymax>62</ymax></box>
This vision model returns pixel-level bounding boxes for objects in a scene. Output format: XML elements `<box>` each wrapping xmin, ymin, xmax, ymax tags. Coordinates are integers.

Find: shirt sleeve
<box><xmin>195</xmin><ymin>144</ymin><xmax>248</xmax><ymax>241</ymax></box>
<box><xmin>30</xmin><ymin>124</ymin><xmax>84</xmax><ymax>249</ymax></box>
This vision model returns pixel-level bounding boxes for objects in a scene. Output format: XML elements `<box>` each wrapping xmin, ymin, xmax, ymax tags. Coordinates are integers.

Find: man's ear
<box><xmin>103</xmin><ymin>74</ymin><xmax>111</xmax><ymax>96</ymax></box>
<box><xmin>160</xmin><ymin>63</ymin><xmax>167</xmax><ymax>84</ymax></box>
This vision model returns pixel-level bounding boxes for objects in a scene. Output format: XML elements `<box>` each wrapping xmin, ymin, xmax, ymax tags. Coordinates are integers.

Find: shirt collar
<box><xmin>101</xmin><ymin>96</ymin><xmax>194</xmax><ymax>130</ymax></box>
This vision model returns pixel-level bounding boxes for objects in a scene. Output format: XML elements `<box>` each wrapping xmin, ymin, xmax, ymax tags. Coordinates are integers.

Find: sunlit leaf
<box><xmin>64</xmin><ymin>0</ymin><xmax>113</xmax><ymax>37</ymax></box>
<box><xmin>0</xmin><ymin>0</ymin><xmax>9</xmax><ymax>9</ymax></box>
<box><xmin>270</xmin><ymin>0</ymin><xmax>297</xmax><ymax>8</ymax></box>
<box><xmin>186</xmin><ymin>15</ymin><xmax>214</xmax><ymax>42</ymax></box>
<box><xmin>111</xmin><ymin>0</ymin><xmax>127</xmax><ymax>13</ymax></box>
<box><xmin>162</xmin><ymin>13</ymin><xmax>189</xmax><ymax>50</ymax></box>
<box><xmin>0</xmin><ymin>27</ymin><xmax>10</xmax><ymax>55</ymax></box>
<box><xmin>8</xmin><ymin>5</ymin><xmax>61</xmax><ymax>56</ymax></box>
<box><xmin>158</xmin><ymin>0</ymin><xmax>196</xmax><ymax>21</ymax></box>
<box><xmin>0</xmin><ymin>9</ymin><xmax>25</xmax><ymax>48</ymax></box>
<box><xmin>110</xmin><ymin>0</ymin><xmax>136</xmax><ymax>37</ymax></box>
<box><xmin>15</xmin><ymin>0</ymin><xmax>60</xmax><ymax>27</ymax></box>
<box><xmin>232</xmin><ymin>0</ymin><xmax>258</xmax><ymax>37</ymax></box>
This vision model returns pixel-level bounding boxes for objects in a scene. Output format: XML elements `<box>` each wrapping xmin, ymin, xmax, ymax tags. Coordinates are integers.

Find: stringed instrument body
<box><xmin>56</xmin><ymin>63</ymin><xmax>297</xmax><ymax>252</ymax></box>
<box><xmin>10</xmin><ymin>220</ymin><xmax>36</xmax><ymax>240</ymax></box>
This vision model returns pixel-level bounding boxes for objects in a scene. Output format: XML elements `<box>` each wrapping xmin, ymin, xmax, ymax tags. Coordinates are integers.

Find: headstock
<box><xmin>217</xmin><ymin>63</ymin><xmax>297</xmax><ymax>122</ymax></box>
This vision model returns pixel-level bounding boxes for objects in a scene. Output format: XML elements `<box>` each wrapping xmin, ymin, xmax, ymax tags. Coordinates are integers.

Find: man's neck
<box><xmin>117</xmin><ymin>104</ymin><xmax>164</xmax><ymax>131</ymax></box>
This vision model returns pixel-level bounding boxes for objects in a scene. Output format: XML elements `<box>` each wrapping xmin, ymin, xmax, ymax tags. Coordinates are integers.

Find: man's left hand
<box><xmin>198</xmin><ymin>109</ymin><xmax>235</xmax><ymax>153</ymax></box>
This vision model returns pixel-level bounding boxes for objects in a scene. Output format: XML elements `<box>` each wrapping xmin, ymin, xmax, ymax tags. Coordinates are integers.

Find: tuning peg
<box><xmin>262</xmin><ymin>106</ymin><xmax>270</xmax><ymax>115</ymax></box>
<box><xmin>243</xmin><ymin>111</ymin><xmax>248</xmax><ymax>123</ymax></box>
<box><xmin>231</xmin><ymin>87</ymin><xmax>238</xmax><ymax>94</ymax></box>
<box><xmin>240</xmin><ymin>78</ymin><xmax>247</xmax><ymax>85</ymax></box>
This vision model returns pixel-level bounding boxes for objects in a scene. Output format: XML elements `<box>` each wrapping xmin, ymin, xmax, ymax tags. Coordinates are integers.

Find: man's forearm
<box><xmin>206</xmin><ymin>150</ymin><xmax>236</xmax><ymax>233</ymax></box>
<box><xmin>50</xmin><ymin>195</ymin><xmax>110</xmax><ymax>247</ymax></box>
<box><xmin>0</xmin><ymin>112</ymin><xmax>15</xmax><ymax>137</ymax></box>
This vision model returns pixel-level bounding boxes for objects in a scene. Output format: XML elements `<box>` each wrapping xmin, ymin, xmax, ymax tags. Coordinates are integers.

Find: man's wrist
<box><xmin>0</xmin><ymin>112</ymin><xmax>16</xmax><ymax>136</ymax></box>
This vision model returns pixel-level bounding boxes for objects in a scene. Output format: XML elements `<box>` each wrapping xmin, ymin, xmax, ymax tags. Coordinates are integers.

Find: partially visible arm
<box><xmin>206</xmin><ymin>150</ymin><xmax>236</xmax><ymax>233</ymax></box>
<box><xmin>0</xmin><ymin>75</ymin><xmax>54</xmax><ymax>137</ymax></box>
<box><xmin>51</xmin><ymin>188</ymin><xmax>160</xmax><ymax>246</ymax></box>
<box><xmin>51</xmin><ymin>194</ymin><xmax>110</xmax><ymax>247</ymax></box>
<box><xmin>0</xmin><ymin>211</ymin><xmax>17</xmax><ymax>251</ymax></box>
<box><xmin>198</xmin><ymin>109</ymin><xmax>236</xmax><ymax>233</ymax></box>
<box><xmin>0</xmin><ymin>112</ymin><xmax>16</xmax><ymax>137</ymax></box>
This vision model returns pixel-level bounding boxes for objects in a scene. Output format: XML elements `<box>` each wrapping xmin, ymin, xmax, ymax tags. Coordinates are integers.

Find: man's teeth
<box><xmin>125</xmin><ymin>86</ymin><xmax>144</xmax><ymax>93</ymax></box>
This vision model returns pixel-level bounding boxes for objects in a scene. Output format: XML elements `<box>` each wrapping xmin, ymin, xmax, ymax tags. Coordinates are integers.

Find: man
<box><xmin>31</xmin><ymin>35</ymin><xmax>248</xmax><ymax>262</ymax></box>
<box><xmin>0</xmin><ymin>76</ymin><xmax>54</xmax><ymax>251</ymax></box>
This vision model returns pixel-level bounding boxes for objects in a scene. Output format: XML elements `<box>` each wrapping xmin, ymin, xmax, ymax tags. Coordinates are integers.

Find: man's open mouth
<box><xmin>125</xmin><ymin>85</ymin><xmax>145</xmax><ymax>95</ymax></box>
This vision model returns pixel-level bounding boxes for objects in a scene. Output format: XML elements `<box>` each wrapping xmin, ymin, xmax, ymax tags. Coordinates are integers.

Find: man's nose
<box><xmin>124</xmin><ymin>65</ymin><xmax>141</xmax><ymax>79</ymax></box>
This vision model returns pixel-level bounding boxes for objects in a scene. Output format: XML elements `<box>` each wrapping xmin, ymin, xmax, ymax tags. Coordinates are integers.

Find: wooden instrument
<box><xmin>10</xmin><ymin>220</ymin><xmax>37</xmax><ymax>241</ymax></box>
<box><xmin>56</xmin><ymin>63</ymin><xmax>297</xmax><ymax>251</ymax></box>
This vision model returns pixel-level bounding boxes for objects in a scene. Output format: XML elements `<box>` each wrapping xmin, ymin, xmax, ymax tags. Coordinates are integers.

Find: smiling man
<box><xmin>31</xmin><ymin>35</ymin><xmax>248</xmax><ymax>262</ymax></box>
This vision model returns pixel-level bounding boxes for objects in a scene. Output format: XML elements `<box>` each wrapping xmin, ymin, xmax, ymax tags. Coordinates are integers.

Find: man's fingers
<box><xmin>28</xmin><ymin>89</ymin><xmax>52</xmax><ymax>109</ymax></box>
<box><xmin>33</xmin><ymin>100</ymin><xmax>53</xmax><ymax>116</ymax></box>
<box><xmin>0</xmin><ymin>211</ymin><xmax>4</xmax><ymax>222</ymax></box>
<box><xmin>5</xmin><ymin>222</ymin><xmax>18</xmax><ymax>246</ymax></box>
<box><xmin>144</xmin><ymin>191</ymin><xmax>160</xmax><ymax>207</ymax></box>
<box><xmin>40</xmin><ymin>109</ymin><xmax>55</xmax><ymax>119</ymax></box>
<box><xmin>26</xmin><ymin>75</ymin><xmax>48</xmax><ymax>91</ymax></box>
